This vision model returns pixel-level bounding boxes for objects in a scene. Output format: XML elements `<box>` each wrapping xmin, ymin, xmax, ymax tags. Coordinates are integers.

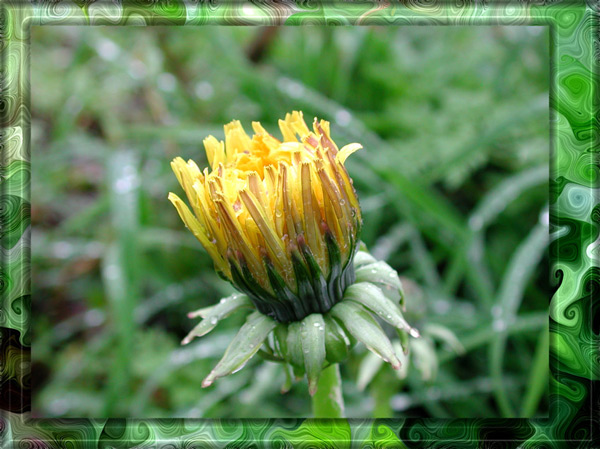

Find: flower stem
<box><xmin>311</xmin><ymin>364</ymin><xmax>345</xmax><ymax>418</ymax></box>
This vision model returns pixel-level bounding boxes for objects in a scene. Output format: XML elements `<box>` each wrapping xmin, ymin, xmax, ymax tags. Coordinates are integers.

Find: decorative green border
<box><xmin>1</xmin><ymin>1</ymin><xmax>597</xmax><ymax>447</ymax></box>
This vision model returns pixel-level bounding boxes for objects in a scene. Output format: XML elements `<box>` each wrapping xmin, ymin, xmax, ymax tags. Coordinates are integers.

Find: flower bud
<box><xmin>169</xmin><ymin>111</ymin><xmax>362</xmax><ymax>322</ymax></box>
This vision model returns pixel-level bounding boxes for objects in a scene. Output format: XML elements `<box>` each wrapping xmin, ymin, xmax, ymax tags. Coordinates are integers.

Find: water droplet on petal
<box><xmin>210</xmin><ymin>317</ymin><xmax>218</xmax><ymax>325</ymax></box>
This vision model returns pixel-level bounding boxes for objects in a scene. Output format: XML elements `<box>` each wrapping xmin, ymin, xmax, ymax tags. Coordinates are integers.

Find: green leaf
<box><xmin>344</xmin><ymin>282</ymin><xmax>418</xmax><ymax>337</ymax></box>
<box><xmin>300</xmin><ymin>314</ymin><xmax>327</xmax><ymax>396</ymax></box>
<box><xmin>182</xmin><ymin>293</ymin><xmax>253</xmax><ymax>344</ymax></box>
<box><xmin>330</xmin><ymin>301</ymin><xmax>400</xmax><ymax>369</ymax></box>
<box><xmin>202</xmin><ymin>311</ymin><xmax>276</xmax><ymax>388</ymax></box>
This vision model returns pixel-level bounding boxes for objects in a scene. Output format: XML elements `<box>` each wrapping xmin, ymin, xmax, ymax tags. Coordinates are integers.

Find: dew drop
<box><xmin>209</xmin><ymin>317</ymin><xmax>218</xmax><ymax>325</ymax></box>
<box><xmin>231</xmin><ymin>362</ymin><xmax>248</xmax><ymax>374</ymax></box>
<box><xmin>491</xmin><ymin>305</ymin><xmax>502</xmax><ymax>318</ymax></box>
<box><xmin>493</xmin><ymin>319</ymin><xmax>506</xmax><ymax>332</ymax></box>
<box><xmin>275</xmin><ymin>210</ymin><xmax>283</xmax><ymax>217</ymax></box>
<box><xmin>313</xmin><ymin>322</ymin><xmax>321</xmax><ymax>327</ymax></box>
<box><xmin>233</xmin><ymin>199</ymin><xmax>242</xmax><ymax>214</ymax></box>
<box><xmin>220</xmin><ymin>298</ymin><xmax>227</xmax><ymax>304</ymax></box>
<box><xmin>339</xmin><ymin>199</ymin><xmax>346</xmax><ymax>206</ymax></box>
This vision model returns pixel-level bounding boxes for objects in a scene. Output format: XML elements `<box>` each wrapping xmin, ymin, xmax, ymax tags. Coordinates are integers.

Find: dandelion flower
<box><xmin>169</xmin><ymin>111</ymin><xmax>417</xmax><ymax>394</ymax></box>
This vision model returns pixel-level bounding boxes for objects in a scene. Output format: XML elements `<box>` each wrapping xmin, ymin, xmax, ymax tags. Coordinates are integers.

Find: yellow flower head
<box><xmin>169</xmin><ymin>111</ymin><xmax>362</xmax><ymax>322</ymax></box>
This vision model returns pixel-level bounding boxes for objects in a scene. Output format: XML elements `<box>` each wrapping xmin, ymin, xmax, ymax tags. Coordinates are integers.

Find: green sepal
<box><xmin>182</xmin><ymin>293</ymin><xmax>252</xmax><ymax>344</ymax></box>
<box><xmin>344</xmin><ymin>282</ymin><xmax>418</xmax><ymax>337</ymax></box>
<box><xmin>274</xmin><ymin>324</ymin><xmax>289</xmax><ymax>360</ymax></box>
<box><xmin>202</xmin><ymin>311</ymin><xmax>276</xmax><ymax>388</ymax></box>
<box><xmin>286</xmin><ymin>321</ymin><xmax>306</xmax><ymax>378</ymax></box>
<box><xmin>228</xmin><ymin>255</ymin><xmax>278</xmax><ymax>319</ymax></box>
<box><xmin>353</xmin><ymin>250</ymin><xmax>377</xmax><ymax>269</ymax></box>
<box><xmin>355</xmin><ymin>261</ymin><xmax>404</xmax><ymax>306</ymax></box>
<box><xmin>242</xmin><ymin>256</ymin><xmax>294</xmax><ymax>322</ymax></box>
<box><xmin>323</xmin><ymin>315</ymin><xmax>352</xmax><ymax>365</ymax></box>
<box><xmin>339</xmin><ymin>233</ymin><xmax>357</xmax><ymax>298</ymax></box>
<box><xmin>396</xmin><ymin>328</ymin><xmax>410</xmax><ymax>355</ymax></box>
<box><xmin>291</xmin><ymin>250</ymin><xmax>324</xmax><ymax>315</ymax></box>
<box><xmin>300</xmin><ymin>314</ymin><xmax>327</xmax><ymax>396</ymax></box>
<box><xmin>298</xmin><ymin>240</ymin><xmax>332</xmax><ymax>311</ymax></box>
<box><xmin>281</xmin><ymin>362</ymin><xmax>293</xmax><ymax>394</ymax></box>
<box><xmin>392</xmin><ymin>341</ymin><xmax>409</xmax><ymax>380</ymax></box>
<box><xmin>257</xmin><ymin>348</ymin><xmax>284</xmax><ymax>362</ymax></box>
<box><xmin>264</xmin><ymin>257</ymin><xmax>307</xmax><ymax>321</ymax></box>
<box><xmin>330</xmin><ymin>301</ymin><xmax>401</xmax><ymax>369</ymax></box>
<box><xmin>324</xmin><ymin>232</ymin><xmax>343</xmax><ymax>302</ymax></box>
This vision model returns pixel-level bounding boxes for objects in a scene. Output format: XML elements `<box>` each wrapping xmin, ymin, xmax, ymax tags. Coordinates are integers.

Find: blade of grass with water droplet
<box><xmin>489</xmin><ymin>216</ymin><xmax>549</xmax><ymax>417</ymax></box>
<box><xmin>102</xmin><ymin>150</ymin><xmax>141</xmax><ymax>416</ymax></box>
<box><xmin>422</xmin><ymin>323</ymin><xmax>464</xmax><ymax>355</ymax></box>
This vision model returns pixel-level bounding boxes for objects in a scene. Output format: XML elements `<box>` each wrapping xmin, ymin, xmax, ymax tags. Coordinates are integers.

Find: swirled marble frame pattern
<box><xmin>0</xmin><ymin>1</ymin><xmax>597</xmax><ymax>447</ymax></box>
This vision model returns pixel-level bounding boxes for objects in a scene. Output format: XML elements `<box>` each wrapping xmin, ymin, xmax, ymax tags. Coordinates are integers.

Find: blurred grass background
<box><xmin>31</xmin><ymin>25</ymin><xmax>549</xmax><ymax>418</ymax></box>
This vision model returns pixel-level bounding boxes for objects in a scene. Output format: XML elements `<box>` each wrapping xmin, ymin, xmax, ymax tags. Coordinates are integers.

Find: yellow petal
<box><xmin>337</xmin><ymin>143</ymin><xmax>362</xmax><ymax>164</ymax></box>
